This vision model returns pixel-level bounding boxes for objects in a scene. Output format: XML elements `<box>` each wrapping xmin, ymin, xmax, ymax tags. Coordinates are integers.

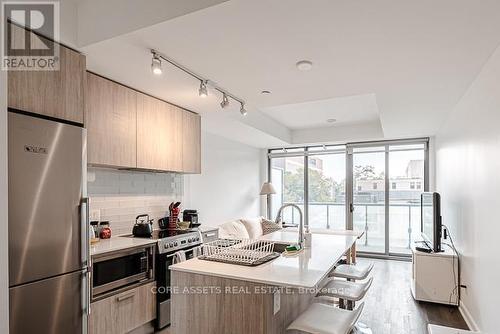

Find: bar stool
<box><xmin>330</xmin><ymin>262</ymin><xmax>374</xmax><ymax>280</ymax></box>
<box><xmin>317</xmin><ymin>277</ymin><xmax>373</xmax><ymax>309</ymax></box>
<box><xmin>287</xmin><ymin>302</ymin><xmax>364</xmax><ymax>334</ymax></box>
<box><xmin>315</xmin><ymin>278</ymin><xmax>374</xmax><ymax>334</ymax></box>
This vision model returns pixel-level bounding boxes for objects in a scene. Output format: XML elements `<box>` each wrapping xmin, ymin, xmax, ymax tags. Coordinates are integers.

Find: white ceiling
<box><xmin>262</xmin><ymin>94</ymin><xmax>379</xmax><ymax>130</ymax></box>
<box><xmin>80</xmin><ymin>0</ymin><xmax>500</xmax><ymax>147</ymax></box>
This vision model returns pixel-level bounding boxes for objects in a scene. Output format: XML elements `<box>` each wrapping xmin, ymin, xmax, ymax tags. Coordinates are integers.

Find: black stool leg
<box><xmin>339</xmin><ymin>298</ymin><xmax>345</xmax><ymax>309</ymax></box>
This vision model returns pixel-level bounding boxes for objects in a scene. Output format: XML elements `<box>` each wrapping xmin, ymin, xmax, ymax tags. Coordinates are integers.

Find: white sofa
<box><xmin>217</xmin><ymin>217</ymin><xmax>266</xmax><ymax>239</ymax></box>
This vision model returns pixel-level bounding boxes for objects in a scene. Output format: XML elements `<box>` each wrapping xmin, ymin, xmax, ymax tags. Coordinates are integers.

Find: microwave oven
<box><xmin>91</xmin><ymin>245</ymin><xmax>154</xmax><ymax>301</ymax></box>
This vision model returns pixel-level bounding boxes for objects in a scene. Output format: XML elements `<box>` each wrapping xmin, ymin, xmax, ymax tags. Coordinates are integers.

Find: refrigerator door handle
<box><xmin>80</xmin><ymin>198</ymin><xmax>92</xmax><ymax>319</ymax></box>
<box><xmin>86</xmin><ymin>270</ymin><xmax>91</xmax><ymax>315</ymax></box>
<box><xmin>81</xmin><ymin>197</ymin><xmax>90</xmax><ymax>268</ymax></box>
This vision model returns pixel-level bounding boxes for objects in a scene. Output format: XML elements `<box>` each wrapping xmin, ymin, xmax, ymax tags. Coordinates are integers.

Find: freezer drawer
<box><xmin>9</xmin><ymin>270</ymin><xmax>85</xmax><ymax>334</ymax></box>
<box><xmin>8</xmin><ymin>112</ymin><xmax>85</xmax><ymax>286</ymax></box>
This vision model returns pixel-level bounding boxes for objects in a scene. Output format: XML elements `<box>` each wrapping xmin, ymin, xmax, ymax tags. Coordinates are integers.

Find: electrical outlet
<box><xmin>89</xmin><ymin>209</ymin><xmax>101</xmax><ymax>222</ymax></box>
<box><xmin>87</xmin><ymin>171</ymin><xmax>96</xmax><ymax>183</ymax></box>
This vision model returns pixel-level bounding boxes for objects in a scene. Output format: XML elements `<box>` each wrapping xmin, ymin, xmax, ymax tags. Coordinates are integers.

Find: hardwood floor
<box><xmin>156</xmin><ymin>258</ymin><xmax>468</xmax><ymax>334</ymax></box>
<box><xmin>357</xmin><ymin>258</ymin><xmax>468</xmax><ymax>334</ymax></box>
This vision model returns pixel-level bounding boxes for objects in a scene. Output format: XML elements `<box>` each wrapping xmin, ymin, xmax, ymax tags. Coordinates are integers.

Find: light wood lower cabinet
<box><xmin>89</xmin><ymin>282</ymin><xmax>156</xmax><ymax>334</ymax></box>
<box><xmin>136</xmin><ymin>93</ymin><xmax>183</xmax><ymax>172</ymax></box>
<box><xmin>85</xmin><ymin>73</ymin><xmax>137</xmax><ymax>168</ymax></box>
<box><xmin>7</xmin><ymin>23</ymin><xmax>85</xmax><ymax>124</ymax></box>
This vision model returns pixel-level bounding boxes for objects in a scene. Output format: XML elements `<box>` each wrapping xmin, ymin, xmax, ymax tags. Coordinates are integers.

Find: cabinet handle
<box><xmin>116</xmin><ymin>292</ymin><xmax>135</xmax><ymax>302</ymax></box>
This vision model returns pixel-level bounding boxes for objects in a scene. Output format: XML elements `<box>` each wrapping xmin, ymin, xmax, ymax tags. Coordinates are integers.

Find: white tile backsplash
<box><xmin>88</xmin><ymin>168</ymin><xmax>183</xmax><ymax>236</ymax></box>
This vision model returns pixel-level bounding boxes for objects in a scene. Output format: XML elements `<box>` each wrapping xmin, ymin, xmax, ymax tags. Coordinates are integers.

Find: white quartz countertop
<box><xmin>169</xmin><ymin>230</ymin><xmax>359</xmax><ymax>288</ymax></box>
<box><xmin>90</xmin><ymin>236</ymin><xmax>157</xmax><ymax>256</ymax></box>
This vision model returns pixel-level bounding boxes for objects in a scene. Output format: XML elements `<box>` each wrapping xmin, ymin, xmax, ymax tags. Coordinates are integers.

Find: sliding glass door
<box><xmin>388</xmin><ymin>144</ymin><xmax>426</xmax><ymax>254</ymax></box>
<box><xmin>347</xmin><ymin>140</ymin><xmax>428</xmax><ymax>257</ymax></box>
<box><xmin>349</xmin><ymin>146</ymin><xmax>386</xmax><ymax>253</ymax></box>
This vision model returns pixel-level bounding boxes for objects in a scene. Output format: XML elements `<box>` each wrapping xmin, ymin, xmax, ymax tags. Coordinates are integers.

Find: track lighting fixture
<box><xmin>151</xmin><ymin>52</ymin><xmax>162</xmax><ymax>75</ymax></box>
<box><xmin>240</xmin><ymin>103</ymin><xmax>248</xmax><ymax>116</ymax></box>
<box><xmin>199</xmin><ymin>80</ymin><xmax>208</xmax><ymax>98</ymax></box>
<box><xmin>149</xmin><ymin>49</ymin><xmax>247</xmax><ymax>116</ymax></box>
<box><xmin>220</xmin><ymin>93</ymin><xmax>229</xmax><ymax>108</ymax></box>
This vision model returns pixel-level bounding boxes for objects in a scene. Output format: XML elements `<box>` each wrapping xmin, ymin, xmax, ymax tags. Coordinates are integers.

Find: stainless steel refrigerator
<box><xmin>8</xmin><ymin>111</ymin><xmax>90</xmax><ymax>334</ymax></box>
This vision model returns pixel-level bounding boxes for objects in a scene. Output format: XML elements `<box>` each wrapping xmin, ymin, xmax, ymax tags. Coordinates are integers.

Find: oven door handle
<box><xmin>165</xmin><ymin>244</ymin><xmax>201</xmax><ymax>259</ymax></box>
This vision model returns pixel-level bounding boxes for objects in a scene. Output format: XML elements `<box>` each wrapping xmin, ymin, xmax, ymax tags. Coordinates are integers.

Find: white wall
<box><xmin>435</xmin><ymin>44</ymin><xmax>500</xmax><ymax>333</ymax></box>
<box><xmin>0</xmin><ymin>29</ymin><xmax>9</xmax><ymax>334</ymax></box>
<box><xmin>184</xmin><ymin>131</ymin><xmax>263</xmax><ymax>227</ymax></box>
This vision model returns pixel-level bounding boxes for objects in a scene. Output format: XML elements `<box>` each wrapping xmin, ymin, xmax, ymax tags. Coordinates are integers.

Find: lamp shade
<box><xmin>260</xmin><ymin>182</ymin><xmax>276</xmax><ymax>195</ymax></box>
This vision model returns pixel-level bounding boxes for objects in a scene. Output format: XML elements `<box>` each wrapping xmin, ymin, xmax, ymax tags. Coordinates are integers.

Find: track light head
<box><xmin>199</xmin><ymin>80</ymin><xmax>208</xmax><ymax>98</ymax></box>
<box><xmin>240</xmin><ymin>103</ymin><xmax>248</xmax><ymax>116</ymax></box>
<box><xmin>220</xmin><ymin>93</ymin><xmax>229</xmax><ymax>109</ymax></box>
<box><xmin>151</xmin><ymin>52</ymin><xmax>162</xmax><ymax>75</ymax></box>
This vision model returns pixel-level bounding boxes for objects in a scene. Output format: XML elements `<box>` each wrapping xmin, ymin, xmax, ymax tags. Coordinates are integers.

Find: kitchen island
<box><xmin>169</xmin><ymin>230</ymin><xmax>362</xmax><ymax>334</ymax></box>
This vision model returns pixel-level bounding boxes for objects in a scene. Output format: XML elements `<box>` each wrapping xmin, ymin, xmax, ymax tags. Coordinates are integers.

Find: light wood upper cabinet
<box><xmin>182</xmin><ymin>111</ymin><xmax>201</xmax><ymax>174</ymax></box>
<box><xmin>85</xmin><ymin>73</ymin><xmax>137</xmax><ymax>168</ymax></box>
<box><xmin>136</xmin><ymin>93</ymin><xmax>184</xmax><ymax>172</ymax></box>
<box><xmin>168</xmin><ymin>104</ymin><xmax>184</xmax><ymax>172</ymax></box>
<box><xmin>84</xmin><ymin>73</ymin><xmax>200</xmax><ymax>173</ymax></box>
<box><xmin>7</xmin><ymin>23</ymin><xmax>85</xmax><ymax>123</ymax></box>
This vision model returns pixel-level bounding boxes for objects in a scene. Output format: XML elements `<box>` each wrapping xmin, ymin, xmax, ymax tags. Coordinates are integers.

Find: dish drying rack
<box><xmin>199</xmin><ymin>239</ymin><xmax>280</xmax><ymax>266</ymax></box>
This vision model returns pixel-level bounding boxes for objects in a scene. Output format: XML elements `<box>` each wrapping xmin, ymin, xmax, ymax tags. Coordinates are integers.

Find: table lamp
<box><xmin>260</xmin><ymin>182</ymin><xmax>276</xmax><ymax>219</ymax></box>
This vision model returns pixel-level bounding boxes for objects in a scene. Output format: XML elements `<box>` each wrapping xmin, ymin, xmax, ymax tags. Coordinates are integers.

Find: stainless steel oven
<box><xmin>91</xmin><ymin>245</ymin><xmax>154</xmax><ymax>301</ymax></box>
<box><xmin>156</xmin><ymin>236</ymin><xmax>201</xmax><ymax>329</ymax></box>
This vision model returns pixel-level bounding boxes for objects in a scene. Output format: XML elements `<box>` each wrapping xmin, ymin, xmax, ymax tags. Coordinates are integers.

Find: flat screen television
<box><xmin>421</xmin><ymin>192</ymin><xmax>442</xmax><ymax>252</ymax></box>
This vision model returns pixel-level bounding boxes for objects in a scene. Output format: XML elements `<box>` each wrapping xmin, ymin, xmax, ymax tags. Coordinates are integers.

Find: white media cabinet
<box><xmin>411</xmin><ymin>243</ymin><xmax>459</xmax><ymax>306</ymax></box>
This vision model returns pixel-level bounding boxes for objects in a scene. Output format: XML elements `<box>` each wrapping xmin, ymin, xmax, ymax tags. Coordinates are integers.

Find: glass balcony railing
<box><xmin>279</xmin><ymin>202</ymin><xmax>421</xmax><ymax>255</ymax></box>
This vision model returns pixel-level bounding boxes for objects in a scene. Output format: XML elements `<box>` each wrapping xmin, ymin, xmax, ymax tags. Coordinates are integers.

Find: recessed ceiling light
<box><xmin>261</xmin><ymin>90</ymin><xmax>271</xmax><ymax>94</ymax></box>
<box><xmin>296</xmin><ymin>60</ymin><xmax>313</xmax><ymax>71</ymax></box>
<box><xmin>326</xmin><ymin>118</ymin><xmax>337</xmax><ymax>123</ymax></box>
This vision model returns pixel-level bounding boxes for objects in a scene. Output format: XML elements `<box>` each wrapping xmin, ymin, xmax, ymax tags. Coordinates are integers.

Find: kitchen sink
<box><xmin>273</xmin><ymin>242</ymin><xmax>290</xmax><ymax>253</ymax></box>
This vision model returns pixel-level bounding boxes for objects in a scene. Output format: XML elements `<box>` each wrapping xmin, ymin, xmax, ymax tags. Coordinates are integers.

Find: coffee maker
<box><xmin>183</xmin><ymin>209</ymin><xmax>199</xmax><ymax>227</ymax></box>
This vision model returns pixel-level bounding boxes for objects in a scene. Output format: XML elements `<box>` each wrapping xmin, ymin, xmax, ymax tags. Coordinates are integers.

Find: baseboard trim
<box><xmin>459</xmin><ymin>301</ymin><xmax>480</xmax><ymax>332</ymax></box>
